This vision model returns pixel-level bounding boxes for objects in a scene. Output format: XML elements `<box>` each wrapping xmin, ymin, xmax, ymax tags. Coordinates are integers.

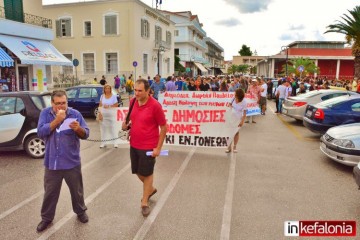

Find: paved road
<box><xmin>0</xmin><ymin>100</ymin><xmax>359</xmax><ymax>240</ymax></box>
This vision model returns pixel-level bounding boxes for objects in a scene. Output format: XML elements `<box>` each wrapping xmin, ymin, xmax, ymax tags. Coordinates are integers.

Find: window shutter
<box><xmin>147</xmin><ymin>21</ymin><xmax>150</xmax><ymax>38</ymax></box>
<box><xmin>56</xmin><ymin>20</ymin><xmax>61</xmax><ymax>37</ymax></box>
<box><xmin>141</xmin><ymin>19</ymin><xmax>144</xmax><ymax>37</ymax></box>
<box><xmin>111</xmin><ymin>16</ymin><xmax>116</xmax><ymax>34</ymax></box>
<box><xmin>65</xmin><ymin>19</ymin><xmax>71</xmax><ymax>36</ymax></box>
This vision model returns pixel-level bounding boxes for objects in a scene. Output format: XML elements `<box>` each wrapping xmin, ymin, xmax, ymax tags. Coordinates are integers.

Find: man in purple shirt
<box><xmin>165</xmin><ymin>76</ymin><xmax>176</xmax><ymax>91</ymax></box>
<box><xmin>36</xmin><ymin>90</ymin><xmax>90</xmax><ymax>232</ymax></box>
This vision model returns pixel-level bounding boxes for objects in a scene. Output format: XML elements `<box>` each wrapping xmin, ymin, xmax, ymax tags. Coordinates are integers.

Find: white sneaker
<box><xmin>100</xmin><ymin>144</ymin><xmax>105</xmax><ymax>148</ymax></box>
<box><xmin>114</xmin><ymin>144</ymin><xmax>118</xmax><ymax>148</ymax></box>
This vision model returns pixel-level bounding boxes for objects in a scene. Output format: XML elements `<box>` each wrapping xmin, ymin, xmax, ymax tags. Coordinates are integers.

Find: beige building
<box><xmin>25</xmin><ymin>0</ymin><xmax>175</xmax><ymax>86</ymax></box>
<box><xmin>232</xmin><ymin>55</ymin><xmax>265</xmax><ymax>74</ymax></box>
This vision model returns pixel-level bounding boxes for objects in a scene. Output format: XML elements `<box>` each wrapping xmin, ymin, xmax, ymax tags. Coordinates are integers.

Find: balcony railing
<box><xmin>0</xmin><ymin>6</ymin><xmax>52</xmax><ymax>29</ymax></box>
<box><xmin>154</xmin><ymin>40</ymin><xmax>171</xmax><ymax>50</ymax></box>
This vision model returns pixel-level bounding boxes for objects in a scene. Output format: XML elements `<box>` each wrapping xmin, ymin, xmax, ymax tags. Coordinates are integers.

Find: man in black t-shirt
<box><xmin>100</xmin><ymin>75</ymin><xmax>107</xmax><ymax>85</ymax></box>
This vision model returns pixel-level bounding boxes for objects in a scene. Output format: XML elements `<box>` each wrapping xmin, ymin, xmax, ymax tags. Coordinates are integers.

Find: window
<box><xmin>143</xmin><ymin>54</ymin><xmax>148</xmax><ymax>74</ymax></box>
<box><xmin>84</xmin><ymin>21</ymin><xmax>92</xmax><ymax>36</ymax></box>
<box><xmin>66</xmin><ymin>89</ymin><xmax>77</xmax><ymax>99</ymax></box>
<box><xmin>56</xmin><ymin>18</ymin><xmax>71</xmax><ymax>37</ymax></box>
<box><xmin>0</xmin><ymin>97</ymin><xmax>16</xmax><ymax>115</ymax></box>
<box><xmin>174</xmin><ymin>30</ymin><xmax>179</xmax><ymax>36</ymax></box>
<box><xmin>155</xmin><ymin>26</ymin><xmax>162</xmax><ymax>42</ymax></box>
<box><xmin>62</xmin><ymin>54</ymin><xmax>73</xmax><ymax>74</ymax></box>
<box><xmin>83</xmin><ymin>53</ymin><xmax>95</xmax><ymax>74</ymax></box>
<box><xmin>166</xmin><ymin>31</ymin><xmax>171</xmax><ymax>45</ymax></box>
<box><xmin>351</xmin><ymin>102</ymin><xmax>360</xmax><ymax>112</ymax></box>
<box><xmin>104</xmin><ymin>15</ymin><xmax>117</xmax><ymax>35</ymax></box>
<box><xmin>141</xmin><ymin>19</ymin><xmax>150</xmax><ymax>38</ymax></box>
<box><xmin>79</xmin><ymin>88</ymin><xmax>92</xmax><ymax>98</ymax></box>
<box><xmin>106</xmin><ymin>53</ymin><xmax>118</xmax><ymax>74</ymax></box>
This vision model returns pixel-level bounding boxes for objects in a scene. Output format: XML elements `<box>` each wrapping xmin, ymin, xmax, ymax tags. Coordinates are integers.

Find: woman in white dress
<box><xmin>226</xmin><ymin>88</ymin><xmax>247</xmax><ymax>153</ymax></box>
<box><xmin>98</xmin><ymin>84</ymin><xmax>119</xmax><ymax>148</ymax></box>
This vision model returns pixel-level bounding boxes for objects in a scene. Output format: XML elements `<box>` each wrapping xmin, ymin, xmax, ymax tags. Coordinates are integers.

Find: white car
<box><xmin>282</xmin><ymin>89</ymin><xmax>357</xmax><ymax>122</ymax></box>
<box><xmin>320</xmin><ymin>123</ymin><xmax>360</xmax><ymax>166</ymax></box>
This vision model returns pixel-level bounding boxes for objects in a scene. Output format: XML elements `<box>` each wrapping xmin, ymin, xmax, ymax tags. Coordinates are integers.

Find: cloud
<box><xmin>288</xmin><ymin>24</ymin><xmax>305</xmax><ymax>31</ymax></box>
<box><xmin>223</xmin><ymin>0</ymin><xmax>273</xmax><ymax>13</ymax></box>
<box><xmin>215</xmin><ymin>18</ymin><xmax>241</xmax><ymax>27</ymax></box>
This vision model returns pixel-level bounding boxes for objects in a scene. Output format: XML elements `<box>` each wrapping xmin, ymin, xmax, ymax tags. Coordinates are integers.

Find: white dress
<box><xmin>99</xmin><ymin>94</ymin><xmax>118</xmax><ymax>145</ymax></box>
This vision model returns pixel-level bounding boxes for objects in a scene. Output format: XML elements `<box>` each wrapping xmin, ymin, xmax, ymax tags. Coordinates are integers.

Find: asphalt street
<box><xmin>0</xmin><ymin>99</ymin><xmax>359</xmax><ymax>240</ymax></box>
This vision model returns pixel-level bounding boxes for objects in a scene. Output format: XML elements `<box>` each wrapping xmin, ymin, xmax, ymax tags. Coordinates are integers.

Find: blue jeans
<box><xmin>278</xmin><ymin>98</ymin><xmax>284</xmax><ymax>113</ymax></box>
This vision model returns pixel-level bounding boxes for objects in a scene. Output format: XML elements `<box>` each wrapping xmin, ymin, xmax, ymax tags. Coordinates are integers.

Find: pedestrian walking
<box><xmin>122</xmin><ymin>79</ymin><xmax>167</xmax><ymax>217</ymax></box>
<box><xmin>98</xmin><ymin>84</ymin><xmax>119</xmax><ymax>148</ymax></box>
<box><xmin>150</xmin><ymin>74</ymin><xmax>166</xmax><ymax>100</ymax></box>
<box><xmin>226</xmin><ymin>88</ymin><xmax>247</xmax><ymax>153</ymax></box>
<box><xmin>36</xmin><ymin>90</ymin><xmax>90</xmax><ymax>232</ymax></box>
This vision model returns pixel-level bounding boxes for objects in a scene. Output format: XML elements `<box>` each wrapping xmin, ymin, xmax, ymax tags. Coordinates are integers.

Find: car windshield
<box><xmin>31</xmin><ymin>95</ymin><xmax>52</xmax><ymax>110</ymax></box>
<box><xmin>317</xmin><ymin>95</ymin><xmax>350</xmax><ymax>107</ymax></box>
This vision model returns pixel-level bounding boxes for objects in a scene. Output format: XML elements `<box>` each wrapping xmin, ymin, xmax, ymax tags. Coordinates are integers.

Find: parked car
<box><xmin>320</xmin><ymin>123</ymin><xmax>360</xmax><ymax>166</ymax></box>
<box><xmin>0</xmin><ymin>91</ymin><xmax>51</xmax><ymax>158</ymax></box>
<box><xmin>282</xmin><ymin>90</ymin><xmax>357</xmax><ymax>122</ymax></box>
<box><xmin>303</xmin><ymin>95</ymin><xmax>360</xmax><ymax>134</ymax></box>
<box><xmin>65</xmin><ymin>84</ymin><xmax>122</xmax><ymax>118</ymax></box>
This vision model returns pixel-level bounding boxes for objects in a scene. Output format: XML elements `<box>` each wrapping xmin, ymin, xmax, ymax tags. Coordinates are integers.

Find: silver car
<box><xmin>320</xmin><ymin>123</ymin><xmax>360</xmax><ymax>166</ymax></box>
<box><xmin>282</xmin><ymin>90</ymin><xmax>357</xmax><ymax>122</ymax></box>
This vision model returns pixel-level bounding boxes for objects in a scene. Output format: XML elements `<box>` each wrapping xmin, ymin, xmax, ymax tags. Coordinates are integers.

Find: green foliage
<box><xmin>238</xmin><ymin>44</ymin><xmax>253</xmax><ymax>56</ymax></box>
<box><xmin>283</xmin><ymin>57</ymin><xmax>320</xmax><ymax>77</ymax></box>
<box><xmin>174</xmin><ymin>55</ymin><xmax>185</xmax><ymax>73</ymax></box>
<box><xmin>325</xmin><ymin>5</ymin><xmax>360</xmax><ymax>78</ymax></box>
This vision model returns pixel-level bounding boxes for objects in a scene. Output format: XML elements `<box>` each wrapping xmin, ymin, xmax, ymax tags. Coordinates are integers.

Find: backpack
<box><xmin>125</xmin><ymin>80</ymin><xmax>133</xmax><ymax>92</ymax></box>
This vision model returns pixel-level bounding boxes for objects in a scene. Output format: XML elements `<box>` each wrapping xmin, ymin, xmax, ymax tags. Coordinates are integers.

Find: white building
<box><xmin>161</xmin><ymin>10</ymin><xmax>209</xmax><ymax>77</ymax></box>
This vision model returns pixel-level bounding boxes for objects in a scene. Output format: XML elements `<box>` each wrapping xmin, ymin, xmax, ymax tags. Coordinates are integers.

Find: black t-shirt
<box><xmin>199</xmin><ymin>83</ymin><xmax>210</xmax><ymax>91</ymax></box>
<box><xmin>100</xmin><ymin>79</ymin><xmax>106</xmax><ymax>85</ymax></box>
<box><xmin>188</xmin><ymin>84</ymin><xmax>197</xmax><ymax>91</ymax></box>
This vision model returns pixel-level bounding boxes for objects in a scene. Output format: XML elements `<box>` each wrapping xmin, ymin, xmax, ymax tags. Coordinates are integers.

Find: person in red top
<box><xmin>122</xmin><ymin>79</ymin><xmax>167</xmax><ymax>217</ymax></box>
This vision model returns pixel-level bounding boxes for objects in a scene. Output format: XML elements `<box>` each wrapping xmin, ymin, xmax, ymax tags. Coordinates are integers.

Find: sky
<box><xmin>43</xmin><ymin>0</ymin><xmax>358</xmax><ymax>60</ymax></box>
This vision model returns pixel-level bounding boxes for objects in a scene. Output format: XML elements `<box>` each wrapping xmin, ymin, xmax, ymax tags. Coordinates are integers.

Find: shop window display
<box><xmin>0</xmin><ymin>67</ymin><xmax>16</xmax><ymax>91</ymax></box>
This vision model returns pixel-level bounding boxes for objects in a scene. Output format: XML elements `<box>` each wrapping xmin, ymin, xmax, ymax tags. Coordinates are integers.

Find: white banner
<box><xmin>101</xmin><ymin>91</ymin><xmax>260</xmax><ymax>147</ymax></box>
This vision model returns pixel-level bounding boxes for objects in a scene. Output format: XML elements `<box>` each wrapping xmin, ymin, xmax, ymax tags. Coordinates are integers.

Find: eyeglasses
<box><xmin>53</xmin><ymin>101</ymin><xmax>67</xmax><ymax>106</ymax></box>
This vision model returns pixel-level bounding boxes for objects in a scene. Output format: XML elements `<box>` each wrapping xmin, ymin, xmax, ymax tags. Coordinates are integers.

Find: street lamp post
<box><xmin>281</xmin><ymin>46</ymin><xmax>289</xmax><ymax>77</ymax></box>
<box><xmin>157</xmin><ymin>45</ymin><xmax>165</xmax><ymax>75</ymax></box>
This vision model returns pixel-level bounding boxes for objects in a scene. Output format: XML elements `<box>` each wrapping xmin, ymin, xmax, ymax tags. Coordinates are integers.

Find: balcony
<box><xmin>0</xmin><ymin>6</ymin><xmax>52</xmax><ymax>29</ymax></box>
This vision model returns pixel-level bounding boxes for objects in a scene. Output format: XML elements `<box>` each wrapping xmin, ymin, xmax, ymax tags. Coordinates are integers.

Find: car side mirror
<box><xmin>19</xmin><ymin>108</ymin><xmax>26</xmax><ymax>116</ymax></box>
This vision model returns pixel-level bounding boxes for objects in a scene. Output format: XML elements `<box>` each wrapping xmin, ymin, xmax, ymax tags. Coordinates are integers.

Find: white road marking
<box><xmin>220</xmin><ymin>150</ymin><xmax>237</xmax><ymax>240</ymax></box>
<box><xmin>0</xmin><ymin>149</ymin><xmax>114</xmax><ymax>221</ymax></box>
<box><xmin>37</xmin><ymin>162</ymin><xmax>131</xmax><ymax>240</ymax></box>
<box><xmin>133</xmin><ymin>147</ymin><xmax>197</xmax><ymax>240</ymax></box>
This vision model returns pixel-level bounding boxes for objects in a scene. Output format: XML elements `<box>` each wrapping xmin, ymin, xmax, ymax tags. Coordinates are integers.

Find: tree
<box><xmin>324</xmin><ymin>6</ymin><xmax>360</xmax><ymax>78</ymax></box>
<box><xmin>284</xmin><ymin>57</ymin><xmax>320</xmax><ymax>78</ymax></box>
<box><xmin>237</xmin><ymin>64</ymin><xmax>249</xmax><ymax>74</ymax></box>
<box><xmin>174</xmin><ymin>55</ymin><xmax>185</xmax><ymax>73</ymax></box>
<box><xmin>238</xmin><ymin>44</ymin><xmax>253</xmax><ymax>56</ymax></box>
<box><xmin>227</xmin><ymin>64</ymin><xmax>238</xmax><ymax>75</ymax></box>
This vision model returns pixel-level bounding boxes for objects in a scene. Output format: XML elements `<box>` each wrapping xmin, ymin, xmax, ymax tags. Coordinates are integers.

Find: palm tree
<box><xmin>324</xmin><ymin>6</ymin><xmax>360</xmax><ymax>78</ymax></box>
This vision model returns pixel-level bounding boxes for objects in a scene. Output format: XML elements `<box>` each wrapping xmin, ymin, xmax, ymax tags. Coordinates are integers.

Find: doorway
<box><xmin>18</xmin><ymin>66</ymin><xmax>29</xmax><ymax>91</ymax></box>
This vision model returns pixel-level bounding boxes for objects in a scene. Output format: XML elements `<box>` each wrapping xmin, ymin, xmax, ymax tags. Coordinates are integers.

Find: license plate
<box><xmin>306</xmin><ymin>110</ymin><xmax>312</xmax><ymax>117</ymax></box>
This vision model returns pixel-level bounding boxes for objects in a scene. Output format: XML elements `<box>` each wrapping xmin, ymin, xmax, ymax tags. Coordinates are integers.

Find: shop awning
<box><xmin>0</xmin><ymin>47</ymin><xmax>14</xmax><ymax>67</ymax></box>
<box><xmin>194</xmin><ymin>62</ymin><xmax>208</xmax><ymax>72</ymax></box>
<box><xmin>0</xmin><ymin>35</ymin><xmax>72</xmax><ymax>66</ymax></box>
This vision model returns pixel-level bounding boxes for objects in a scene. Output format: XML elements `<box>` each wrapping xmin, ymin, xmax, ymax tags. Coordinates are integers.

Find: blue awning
<box><xmin>0</xmin><ymin>48</ymin><xmax>14</xmax><ymax>67</ymax></box>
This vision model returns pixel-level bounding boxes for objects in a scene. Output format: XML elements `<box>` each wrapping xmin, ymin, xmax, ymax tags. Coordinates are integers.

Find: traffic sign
<box><xmin>297</xmin><ymin>65</ymin><xmax>304</xmax><ymax>72</ymax></box>
<box><xmin>73</xmin><ymin>59</ymin><xmax>79</xmax><ymax>67</ymax></box>
<box><xmin>133</xmin><ymin>61</ymin><xmax>138</xmax><ymax>67</ymax></box>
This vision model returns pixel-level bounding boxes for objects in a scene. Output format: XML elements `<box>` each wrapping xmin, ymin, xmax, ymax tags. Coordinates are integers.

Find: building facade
<box><xmin>257</xmin><ymin>41</ymin><xmax>354</xmax><ymax>79</ymax></box>
<box><xmin>25</xmin><ymin>0</ymin><xmax>175</xmax><ymax>87</ymax></box>
<box><xmin>161</xmin><ymin>10</ymin><xmax>210</xmax><ymax>77</ymax></box>
<box><xmin>204</xmin><ymin>37</ymin><xmax>224</xmax><ymax>75</ymax></box>
<box><xmin>0</xmin><ymin>0</ymin><xmax>71</xmax><ymax>92</ymax></box>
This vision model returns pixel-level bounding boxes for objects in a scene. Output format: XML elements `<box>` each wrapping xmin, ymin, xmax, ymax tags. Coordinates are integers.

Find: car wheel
<box><xmin>93</xmin><ymin>106</ymin><xmax>99</xmax><ymax>118</ymax></box>
<box><xmin>24</xmin><ymin>135</ymin><xmax>45</xmax><ymax>158</ymax></box>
